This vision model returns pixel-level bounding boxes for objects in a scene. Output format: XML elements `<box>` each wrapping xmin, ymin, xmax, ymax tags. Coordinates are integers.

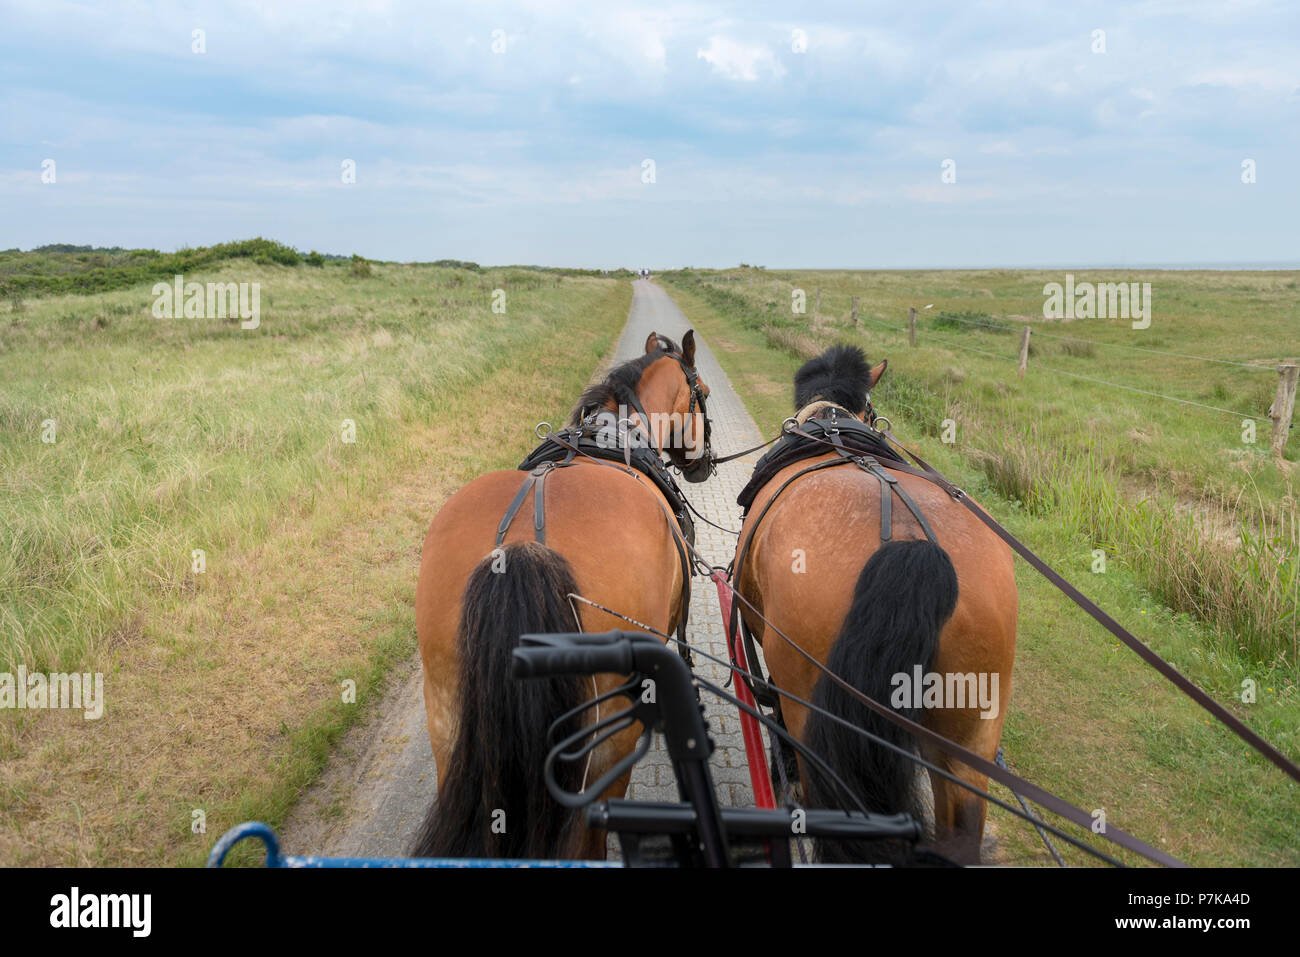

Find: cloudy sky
<box><xmin>2</xmin><ymin>1</ymin><xmax>1297</xmax><ymax>267</ymax></box>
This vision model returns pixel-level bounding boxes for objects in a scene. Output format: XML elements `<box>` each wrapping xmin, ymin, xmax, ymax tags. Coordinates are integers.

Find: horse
<box><xmin>410</xmin><ymin>330</ymin><xmax>713</xmax><ymax>860</ymax></box>
<box><xmin>732</xmin><ymin>345</ymin><xmax>1018</xmax><ymax>864</ymax></box>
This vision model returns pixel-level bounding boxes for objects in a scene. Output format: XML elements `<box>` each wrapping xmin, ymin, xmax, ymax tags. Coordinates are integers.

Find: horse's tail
<box><xmin>803</xmin><ymin>539</ymin><xmax>958</xmax><ymax>863</ymax></box>
<box><xmin>411</xmin><ymin>541</ymin><xmax>586</xmax><ymax>859</ymax></box>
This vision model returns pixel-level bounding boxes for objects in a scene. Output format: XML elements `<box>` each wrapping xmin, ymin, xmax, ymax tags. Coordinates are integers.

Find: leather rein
<box><xmin>594</xmin><ymin>350</ymin><xmax>713</xmax><ymax>477</ymax></box>
<box><xmin>723</xmin><ymin>405</ymin><xmax>1300</xmax><ymax>792</ymax></box>
<box><xmin>499</xmin><ymin>349</ymin><xmax>715</xmax><ymax>649</ymax></box>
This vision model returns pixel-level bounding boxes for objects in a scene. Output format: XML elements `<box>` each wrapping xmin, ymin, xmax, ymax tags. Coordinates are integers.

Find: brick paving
<box><xmin>609</xmin><ymin>280</ymin><xmax>772</xmax><ymax>820</ymax></box>
<box><xmin>284</xmin><ymin>278</ymin><xmax>993</xmax><ymax>863</ymax></box>
<box><xmin>610</xmin><ymin>282</ymin><xmax>995</xmax><ymax>862</ymax></box>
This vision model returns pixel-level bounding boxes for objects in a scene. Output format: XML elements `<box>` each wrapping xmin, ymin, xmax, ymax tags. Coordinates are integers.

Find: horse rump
<box><xmin>410</xmin><ymin>541</ymin><xmax>586</xmax><ymax>858</ymax></box>
<box><xmin>803</xmin><ymin>539</ymin><xmax>958</xmax><ymax>864</ymax></box>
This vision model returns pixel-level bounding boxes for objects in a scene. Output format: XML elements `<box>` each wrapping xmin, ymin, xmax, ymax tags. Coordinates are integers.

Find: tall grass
<box><xmin>966</xmin><ymin>439</ymin><xmax>1298</xmax><ymax>667</ymax></box>
<box><xmin>663</xmin><ymin>267</ymin><xmax>1300</xmax><ymax>673</ymax></box>
<box><xmin>0</xmin><ymin>238</ymin><xmax>319</xmax><ymax>297</ymax></box>
<box><xmin>0</xmin><ymin>259</ymin><xmax>616</xmax><ymax>674</ymax></box>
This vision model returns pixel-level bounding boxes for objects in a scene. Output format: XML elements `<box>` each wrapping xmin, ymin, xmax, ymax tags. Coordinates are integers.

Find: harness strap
<box><xmin>873</xmin><ymin>462</ymin><xmax>892</xmax><ymax>541</ymax></box>
<box><xmin>710</xmin><ymin>433</ymin><xmax>779</xmax><ymax>465</ymax></box>
<box><xmin>496</xmin><ymin>469</ymin><xmax>542</xmax><ymax>546</ymax></box>
<box><xmin>532</xmin><ymin>464</ymin><xmax>549</xmax><ymax>544</ymax></box>
<box><xmin>544</xmin><ymin>432</ymin><xmax>696</xmax><ymax>656</ymax></box>
<box><xmin>866</xmin><ymin>456</ymin><xmax>937</xmax><ymax>544</ymax></box>
<box><xmin>731</xmin><ymin>457</ymin><xmax>851</xmax><ymax>710</ymax></box>
<box><xmin>828</xmin><ymin>430</ymin><xmax>890</xmax><ymax>543</ymax></box>
<box><xmin>624</xmin><ymin>384</ymin><xmax>658</xmax><ymax>453</ymax></box>
<box><xmin>876</xmin><ymin>429</ymin><xmax>1300</xmax><ymax>787</ymax></box>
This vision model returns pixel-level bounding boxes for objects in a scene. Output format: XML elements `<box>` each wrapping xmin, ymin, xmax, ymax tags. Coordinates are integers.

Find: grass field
<box><xmin>662</xmin><ymin>269</ymin><xmax>1299</xmax><ymax>866</ymax></box>
<box><xmin>0</xmin><ymin>252</ymin><xmax>630</xmax><ymax>865</ymax></box>
<box><xmin>3</xmin><ymin>250</ymin><xmax>1296</xmax><ymax>868</ymax></box>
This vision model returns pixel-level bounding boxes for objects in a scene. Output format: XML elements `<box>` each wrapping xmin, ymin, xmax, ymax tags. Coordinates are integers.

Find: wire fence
<box><xmin>929</xmin><ymin>310</ymin><xmax>1270</xmax><ymax>372</ymax></box>
<box><xmin>822</xmin><ymin>299</ymin><xmax>1284</xmax><ymax>424</ymax></box>
<box><xmin>701</xmin><ymin>276</ymin><xmax>1297</xmax><ymax>445</ymax></box>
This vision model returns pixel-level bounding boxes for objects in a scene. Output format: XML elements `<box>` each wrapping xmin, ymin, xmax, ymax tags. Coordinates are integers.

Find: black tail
<box><xmin>803</xmin><ymin>539</ymin><xmax>958</xmax><ymax>864</ymax></box>
<box><xmin>410</xmin><ymin>542</ymin><xmax>586</xmax><ymax>858</ymax></box>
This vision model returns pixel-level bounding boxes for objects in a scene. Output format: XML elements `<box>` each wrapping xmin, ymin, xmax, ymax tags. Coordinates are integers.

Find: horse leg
<box><xmin>925</xmin><ymin>752</ymin><xmax>989</xmax><ymax>864</ymax></box>
<box><xmin>421</xmin><ymin>670</ymin><xmax>455</xmax><ymax>790</ymax></box>
<box><xmin>923</xmin><ymin>699</ymin><xmax>1008</xmax><ymax>864</ymax></box>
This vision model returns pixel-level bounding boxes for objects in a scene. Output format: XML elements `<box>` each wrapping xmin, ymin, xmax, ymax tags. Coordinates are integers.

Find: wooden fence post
<box><xmin>909</xmin><ymin>307</ymin><xmax>917</xmax><ymax>346</ymax></box>
<box><xmin>851</xmin><ymin>296</ymin><xmax>858</xmax><ymax>327</ymax></box>
<box><xmin>1018</xmin><ymin>327</ymin><xmax>1031</xmax><ymax>378</ymax></box>
<box><xmin>1271</xmin><ymin>363</ymin><xmax>1298</xmax><ymax>459</ymax></box>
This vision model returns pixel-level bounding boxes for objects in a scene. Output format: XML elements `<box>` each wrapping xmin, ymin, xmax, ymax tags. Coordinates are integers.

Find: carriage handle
<box><xmin>514</xmin><ymin>630</ymin><xmax>732</xmax><ymax>867</ymax></box>
<box><xmin>512</xmin><ymin>630</ymin><xmax>636</xmax><ymax>679</ymax></box>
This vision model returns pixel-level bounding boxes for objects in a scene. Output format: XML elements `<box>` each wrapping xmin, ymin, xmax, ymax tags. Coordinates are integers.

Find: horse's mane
<box><xmin>793</xmin><ymin>344</ymin><xmax>872</xmax><ymax>414</ymax></box>
<box><xmin>569</xmin><ymin>335</ymin><xmax>681</xmax><ymax>425</ymax></box>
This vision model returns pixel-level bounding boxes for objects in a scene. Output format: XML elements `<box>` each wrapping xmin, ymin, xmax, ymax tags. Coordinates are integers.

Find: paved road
<box><xmin>610</xmin><ymin>281</ymin><xmax>768</xmax><ymax>812</ymax></box>
<box><xmin>280</xmin><ymin>280</ymin><xmax>771</xmax><ymax>859</ymax></box>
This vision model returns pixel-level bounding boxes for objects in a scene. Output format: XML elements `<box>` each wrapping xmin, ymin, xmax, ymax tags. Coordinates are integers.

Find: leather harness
<box><xmin>495</xmin><ymin>351</ymin><xmax>709</xmax><ymax>649</ymax></box>
<box><xmin>730</xmin><ymin>407</ymin><xmax>938</xmax><ymax>711</ymax></box>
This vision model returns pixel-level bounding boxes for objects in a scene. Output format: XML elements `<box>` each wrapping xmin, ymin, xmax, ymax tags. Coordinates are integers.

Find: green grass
<box><xmin>0</xmin><ymin>238</ymin><xmax>330</xmax><ymax>298</ymax></box>
<box><xmin>0</xmin><ymin>258</ymin><xmax>619</xmax><ymax>673</ymax></box>
<box><xmin>667</xmin><ymin>268</ymin><xmax>1299</xmax><ymax>672</ymax></box>
<box><xmin>662</xmin><ymin>274</ymin><xmax>1300</xmax><ymax>867</ymax></box>
<box><xmin>0</xmin><ymin>256</ymin><xmax>630</xmax><ymax>865</ymax></box>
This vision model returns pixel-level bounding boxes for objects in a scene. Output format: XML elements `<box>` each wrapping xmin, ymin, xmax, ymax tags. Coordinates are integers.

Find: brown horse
<box><xmin>734</xmin><ymin>345</ymin><xmax>1017</xmax><ymax>864</ymax></box>
<box><xmin>410</xmin><ymin>331</ymin><xmax>712</xmax><ymax>859</ymax></box>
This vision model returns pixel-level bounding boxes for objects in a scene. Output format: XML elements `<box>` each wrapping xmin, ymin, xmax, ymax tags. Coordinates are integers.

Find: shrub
<box><xmin>1058</xmin><ymin>338</ymin><xmax>1097</xmax><ymax>358</ymax></box>
<box><xmin>0</xmin><ymin>237</ymin><xmax>305</xmax><ymax>298</ymax></box>
<box><xmin>931</xmin><ymin>310</ymin><xmax>1009</xmax><ymax>332</ymax></box>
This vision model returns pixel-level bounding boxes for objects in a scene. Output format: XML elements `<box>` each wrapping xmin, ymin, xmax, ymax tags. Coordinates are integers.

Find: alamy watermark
<box><xmin>152</xmin><ymin>274</ymin><xmax>260</xmax><ymax>329</ymax></box>
<box><xmin>1043</xmin><ymin>274</ymin><xmax>1151</xmax><ymax>329</ymax></box>
<box><xmin>890</xmin><ymin>666</ymin><xmax>1000</xmax><ymax>720</ymax></box>
<box><xmin>50</xmin><ymin>887</ymin><xmax>150</xmax><ymax>937</ymax></box>
<box><xmin>1</xmin><ymin>667</ymin><xmax>104</xmax><ymax>719</ymax></box>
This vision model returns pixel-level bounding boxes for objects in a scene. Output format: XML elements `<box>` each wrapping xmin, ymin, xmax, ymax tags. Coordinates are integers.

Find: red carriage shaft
<box><xmin>711</xmin><ymin>570</ymin><xmax>776</xmax><ymax>810</ymax></box>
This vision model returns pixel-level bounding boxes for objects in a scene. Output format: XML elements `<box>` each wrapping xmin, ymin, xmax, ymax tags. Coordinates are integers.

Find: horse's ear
<box><xmin>868</xmin><ymin>359</ymin><xmax>888</xmax><ymax>391</ymax></box>
<box><xmin>644</xmin><ymin>331</ymin><xmax>660</xmax><ymax>354</ymax></box>
<box><xmin>682</xmin><ymin>329</ymin><xmax>696</xmax><ymax>366</ymax></box>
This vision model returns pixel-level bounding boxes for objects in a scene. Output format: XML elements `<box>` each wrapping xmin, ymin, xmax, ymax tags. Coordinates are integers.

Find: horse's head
<box><xmin>637</xmin><ymin>330</ymin><xmax>714</xmax><ymax>482</ymax></box>
<box><xmin>568</xmin><ymin>330</ymin><xmax>715</xmax><ymax>481</ymax></box>
<box><xmin>794</xmin><ymin>344</ymin><xmax>888</xmax><ymax>427</ymax></box>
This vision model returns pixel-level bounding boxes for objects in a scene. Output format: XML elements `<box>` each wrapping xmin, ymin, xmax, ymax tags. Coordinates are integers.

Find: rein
<box><xmin>594</xmin><ymin>349</ymin><xmax>712</xmax><ymax>471</ymax></box>
<box><xmin>879</xmin><ymin>429</ymin><xmax>1300</xmax><ymax>787</ymax></box>
<box><xmin>629</xmin><ymin>491</ymin><xmax>1185</xmax><ymax>866</ymax></box>
<box><xmin>710</xmin><ymin>434</ymin><xmax>781</xmax><ymax>465</ymax></box>
<box><xmin>718</xmin><ymin>411</ymin><xmax>1300</xmax><ymax>787</ymax></box>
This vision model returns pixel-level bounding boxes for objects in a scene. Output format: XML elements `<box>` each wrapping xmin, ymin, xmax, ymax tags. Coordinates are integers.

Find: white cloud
<box><xmin>696</xmin><ymin>36</ymin><xmax>786</xmax><ymax>82</ymax></box>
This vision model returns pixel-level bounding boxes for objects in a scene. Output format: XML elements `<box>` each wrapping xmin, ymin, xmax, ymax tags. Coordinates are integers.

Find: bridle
<box><xmin>677</xmin><ymin>358</ymin><xmax>713</xmax><ymax>468</ymax></box>
<box><xmin>710</xmin><ymin>391</ymin><xmax>885</xmax><ymax>468</ymax></box>
<box><xmin>613</xmin><ymin>348</ymin><xmax>713</xmax><ymax>479</ymax></box>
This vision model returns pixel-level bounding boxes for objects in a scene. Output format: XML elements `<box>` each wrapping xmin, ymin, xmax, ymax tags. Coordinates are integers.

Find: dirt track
<box><xmin>279</xmin><ymin>280</ymin><xmax>769</xmax><ymax>858</ymax></box>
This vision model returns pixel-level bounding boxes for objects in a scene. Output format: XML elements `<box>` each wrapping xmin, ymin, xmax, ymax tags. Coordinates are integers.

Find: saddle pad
<box><xmin>736</xmin><ymin>415</ymin><xmax>904</xmax><ymax>512</ymax></box>
<box><xmin>517</xmin><ymin>417</ymin><xmax>695</xmax><ymax>546</ymax></box>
